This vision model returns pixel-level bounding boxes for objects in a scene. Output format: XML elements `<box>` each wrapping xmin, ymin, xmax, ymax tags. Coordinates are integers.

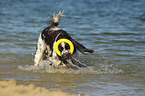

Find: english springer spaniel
<box><xmin>34</xmin><ymin>11</ymin><xmax>93</xmax><ymax>69</ymax></box>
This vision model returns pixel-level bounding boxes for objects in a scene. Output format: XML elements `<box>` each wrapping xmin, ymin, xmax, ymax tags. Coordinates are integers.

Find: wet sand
<box><xmin>0</xmin><ymin>80</ymin><xmax>89</xmax><ymax>96</ymax></box>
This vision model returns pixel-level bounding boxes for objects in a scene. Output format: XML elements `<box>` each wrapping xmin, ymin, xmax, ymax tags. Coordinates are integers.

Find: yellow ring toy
<box><xmin>55</xmin><ymin>38</ymin><xmax>74</xmax><ymax>56</ymax></box>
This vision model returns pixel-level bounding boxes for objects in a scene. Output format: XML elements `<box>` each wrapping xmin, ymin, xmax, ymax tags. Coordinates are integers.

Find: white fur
<box><xmin>51</xmin><ymin>40</ymin><xmax>61</xmax><ymax>67</ymax></box>
<box><xmin>34</xmin><ymin>34</ymin><xmax>46</xmax><ymax>66</ymax></box>
<box><xmin>50</xmin><ymin>27</ymin><xmax>61</xmax><ymax>31</ymax></box>
<box><xmin>34</xmin><ymin>33</ymin><xmax>62</xmax><ymax>67</ymax></box>
<box><xmin>53</xmin><ymin>11</ymin><xmax>64</xmax><ymax>23</ymax></box>
<box><xmin>61</xmin><ymin>42</ymin><xmax>65</xmax><ymax>49</ymax></box>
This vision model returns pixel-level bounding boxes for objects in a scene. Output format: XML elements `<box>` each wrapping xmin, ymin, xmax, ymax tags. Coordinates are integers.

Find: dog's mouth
<box><xmin>60</xmin><ymin>53</ymin><xmax>71</xmax><ymax>61</ymax></box>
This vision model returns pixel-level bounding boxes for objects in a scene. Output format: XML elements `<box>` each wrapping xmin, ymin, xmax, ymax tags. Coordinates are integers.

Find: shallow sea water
<box><xmin>0</xmin><ymin>0</ymin><xmax>145</xmax><ymax>96</ymax></box>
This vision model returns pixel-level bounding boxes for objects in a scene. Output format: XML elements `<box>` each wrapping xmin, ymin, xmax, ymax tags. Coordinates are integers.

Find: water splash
<box><xmin>18</xmin><ymin>63</ymin><xmax>123</xmax><ymax>74</ymax></box>
<box><xmin>95</xmin><ymin>49</ymin><xmax>109</xmax><ymax>65</ymax></box>
<box><xmin>18</xmin><ymin>49</ymin><xmax>123</xmax><ymax>74</ymax></box>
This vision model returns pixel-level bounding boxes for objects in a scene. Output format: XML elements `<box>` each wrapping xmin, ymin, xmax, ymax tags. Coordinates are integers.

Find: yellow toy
<box><xmin>55</xmin><ymin>39</ymin><xmax>74</xmax><ymax>56</ymax></box>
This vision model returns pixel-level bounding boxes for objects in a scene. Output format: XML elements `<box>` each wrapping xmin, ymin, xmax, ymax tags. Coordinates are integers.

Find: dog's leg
<box><xmin>64</xmin><ymin>59</ymin><xmax>81</xmax><ymax>69</ymax></box>
<box><xmin>46</xmin><ymin>46</ymin><xmax>51</xmax><ymax>57</ymax></box>
<box><xmin>34</xmin><ymin>34</ymin><xmax>46</xmax><ymax>66</ymax></box>
<box><xmin>51</xmin><ymin>50</ymin><xmax>61</xmax><ymax>67</ymax></box>
<box><xmin>52</xmin><ymin>58</ymin><xmax>61</xmax><ymax>67</ymax></box>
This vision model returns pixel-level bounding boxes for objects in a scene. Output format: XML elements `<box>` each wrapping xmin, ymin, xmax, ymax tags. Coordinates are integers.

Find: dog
<box><xmin>34</xmin><ymin>11</ymin><xmax>93</xmax><ymax>69</ymax></box>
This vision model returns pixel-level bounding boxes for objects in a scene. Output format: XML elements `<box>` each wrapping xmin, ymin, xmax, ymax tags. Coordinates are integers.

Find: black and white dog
<box><xmin>34</xmin><ymin>11</ymin><xmax>93</xmax><ymax>69</ymax></box>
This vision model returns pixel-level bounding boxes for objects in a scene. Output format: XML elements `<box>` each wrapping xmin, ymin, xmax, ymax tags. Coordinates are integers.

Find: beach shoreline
<box><xmin>0</xmin><ymin>80</ymin><xmax>89</xmax><ymax>96</ymax></box>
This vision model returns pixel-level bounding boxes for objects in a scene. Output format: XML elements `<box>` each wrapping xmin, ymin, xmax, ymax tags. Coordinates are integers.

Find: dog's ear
<box><xmin>83</xmin><ymin>49</ymin><xmax>94</xmax><ymax>53</ymax></box>
<box><xmin>58</xmin><ymin>44</ymin><xmax>64</xmax><ymax>52</ymax></box>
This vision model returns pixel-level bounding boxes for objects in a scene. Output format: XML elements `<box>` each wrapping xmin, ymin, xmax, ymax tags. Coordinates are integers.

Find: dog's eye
<box><xmin>58</xmin><ymin>45</ymin><xmax>63</xmax><ymax>51</ymax></box>
<box><xmin>65</xmin><ymin>43</ymin><xmax>70</xmax><ymax>50</ymax></box>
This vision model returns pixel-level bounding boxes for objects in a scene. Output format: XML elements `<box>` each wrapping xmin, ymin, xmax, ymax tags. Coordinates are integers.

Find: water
<box><xmin>0</xmin><ymin>0</ymin><xmax>145</xmax><ymax>95</ymax></box>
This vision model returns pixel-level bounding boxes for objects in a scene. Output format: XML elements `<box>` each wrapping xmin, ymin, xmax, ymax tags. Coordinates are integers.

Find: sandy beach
<box><xmin>0</xmin><ymin>80</ymin><xmax>88</xmax><ymax>96</ymax></box>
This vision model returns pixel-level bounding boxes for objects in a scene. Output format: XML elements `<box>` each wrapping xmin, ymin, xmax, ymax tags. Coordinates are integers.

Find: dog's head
<box><xmin>58</xmin><ymin>42</ymin><xmax>72</xmax><ymax>62</ymax></box>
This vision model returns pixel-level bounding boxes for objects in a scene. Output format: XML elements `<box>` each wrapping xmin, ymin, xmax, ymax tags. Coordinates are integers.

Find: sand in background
<box><xmin>0</xmin><ymin>80</ymin><xmax>89</xmax><ymax>96</ymax></box>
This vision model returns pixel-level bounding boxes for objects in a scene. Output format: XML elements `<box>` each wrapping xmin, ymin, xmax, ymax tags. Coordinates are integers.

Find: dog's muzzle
<box><xmin>60</xmin><ymin>53</ymin><xmax>71</xmax><ymax>61</ymax></box>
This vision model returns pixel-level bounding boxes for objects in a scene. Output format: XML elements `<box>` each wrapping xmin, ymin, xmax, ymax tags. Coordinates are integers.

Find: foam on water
<box><xmin>18</xmin><ymin>61</ymin><xmax>123</xmax><ymax>74</ymax></box>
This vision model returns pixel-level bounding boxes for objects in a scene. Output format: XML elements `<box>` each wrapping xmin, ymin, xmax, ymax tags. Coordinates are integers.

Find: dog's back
<box><xmin>41</xmin><ymin>26</ymin><xmax>76</xmax><ymax>53</ymax></box>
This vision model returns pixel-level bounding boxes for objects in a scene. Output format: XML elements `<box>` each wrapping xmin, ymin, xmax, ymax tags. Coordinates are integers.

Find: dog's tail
<box><xmin>49</xmin><ymin>11</ymin><xmax>64</xmax><ymax>27</ymax></box>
